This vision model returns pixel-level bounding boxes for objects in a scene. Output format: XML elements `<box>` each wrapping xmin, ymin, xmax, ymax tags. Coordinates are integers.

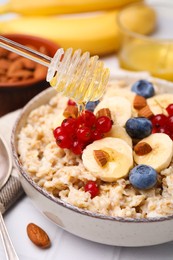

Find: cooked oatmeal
<box><xmin>17</xmin><ymin>80</ymin><xmax>173</xmax><ymax>218</ymax></box>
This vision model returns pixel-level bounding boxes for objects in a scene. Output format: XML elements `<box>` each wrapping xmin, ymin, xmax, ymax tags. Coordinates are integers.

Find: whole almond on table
<box><xmin>27</xmin><ymin>223</ymin><xmax>51</xmax><ymax>248</ymax></box>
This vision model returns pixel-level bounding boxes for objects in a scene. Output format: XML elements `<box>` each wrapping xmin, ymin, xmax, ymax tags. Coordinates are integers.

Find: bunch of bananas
<box><xmin>0</xmin><ymin>0</ymin><xmax>156</xmax><ymax>55</ymax></box>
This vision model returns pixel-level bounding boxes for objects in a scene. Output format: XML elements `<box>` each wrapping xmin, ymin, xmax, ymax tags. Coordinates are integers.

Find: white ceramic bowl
<box><xmin>11</xmin><ymin>72</ymin><xmax>173</xmax><ymax>247</ymax></box>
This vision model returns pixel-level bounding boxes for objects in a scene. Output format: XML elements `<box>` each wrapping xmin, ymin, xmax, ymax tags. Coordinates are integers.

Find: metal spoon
<box><xmin>0</xmin><ymin>135</ymin><xmax>19</xmax><ymax>260</ymax></box>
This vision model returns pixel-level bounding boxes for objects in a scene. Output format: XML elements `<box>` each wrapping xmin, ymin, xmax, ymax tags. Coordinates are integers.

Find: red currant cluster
<box><xmin>151</xmin><ymin>104</ymin><xmax>173</xmax><ymax>140</ymax></box>
<box><xmin>53</xmin><ymin>105</ymin><xmax>112</xmax><ymax>155</ymax></box>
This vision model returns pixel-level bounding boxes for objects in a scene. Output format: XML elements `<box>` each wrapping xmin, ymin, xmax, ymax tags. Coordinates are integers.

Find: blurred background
<box><xmin>0</xmin><ymin>0</ymin><xmax>172</xmax><ymax>115</ymax></box>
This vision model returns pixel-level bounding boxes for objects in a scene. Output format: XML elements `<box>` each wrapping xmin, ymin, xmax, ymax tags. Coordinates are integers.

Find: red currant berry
<box><xmin>67</xmin><ymin>99</ymin><xmax>76</xmax><ymax>106</ymax></box>
<box><xmin>151</xmin><ymin>114</ymin><xmax>168</xmax><ymax>128</ymax></box>
<box><xmin>167</xmin><ymin>115</ymin><xmax>173</xmax><ymax>131</ymax></box>
<box><xmin>166</xmin><ymin>104</ymin><xmax>173</xmax><ymax>116</ymax></box>
<box><xmin>56</xmin><ymin>134</ymin><xmax>72</xmax><ymax>149</ymax></box>
<box><xmin>53</xmin><ymin>126</ymin><xmax>63</xmax><ymax>139</ymax></box>
<box><xmin>169</xmin><ymin>133</ymin><xmax>173</xmax><ymax>141</ymax></box>
<box><xmin>152</xmin><ymin>127</ymin><xmax>159</xmax><ymax>134</ymax></box>
<box><xmin>91</xmin><ymin>129</ymin><xmax>104</xmax><ymax>141</ymax></box>
<box><xmin>77</xmin><ymin>126</ymin><xmax>92</xmax><ymax>142</ymax></box>
<box><xmin>96</xmin><ymin>116</ymin><xmax>112</xmax><ymax>133</ymax></box>
<box><xmin>71</xmin><ymin>140</ymin><xmax>84</xmax><ymax>155</ymax></box>
<box><xmin>61</xmin><ymin>118</ymin><xmax>77</xmax><ymax>134</ymax></box>
<box><xmin>159</xmin><ymin>126</ymin><xmax>170</xmax><ymax>135</ymax></box>
<box><xmin>80</xmin><ymin>110</ymin><xmax>96</xmax><ymax>127</ymax></box>
<box><xmin>84</xmin><ymin>181</ymin><xmax>99</xmax><ymax>198</ymax></box>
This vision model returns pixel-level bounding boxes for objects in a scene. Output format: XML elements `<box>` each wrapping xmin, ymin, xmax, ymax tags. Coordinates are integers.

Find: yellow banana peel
<box><xmin>0</xmin><ymin>0</ymin><xmax>142</xmax><ymax>16</ymax></box>
<box><xmin>0</xmin><ymin>11</ymin><xmax>121</xmax><ymax>55</ymax></box>
<box><xmin>0</xmin><ymin>4</ymin><xmax>156</xmax><ymax>56</ymax></box>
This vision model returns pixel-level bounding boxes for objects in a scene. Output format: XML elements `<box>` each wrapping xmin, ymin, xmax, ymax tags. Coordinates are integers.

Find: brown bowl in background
<box><xmin>0</xmin><ymin>34</ymin><xmax>59</xmax><ymax>116</ymax></box>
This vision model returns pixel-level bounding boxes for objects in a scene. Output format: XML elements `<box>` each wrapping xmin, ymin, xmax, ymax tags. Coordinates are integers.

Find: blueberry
<box><xmin>125</xmin><ymin>117</ymin><xmax>152</xmax><ymax>139</ymax></box>
<box><xmin>86</xmin><ymin>100</ymin><xmax>100</xmax><ymax>112</ymax></box>
<box><xmin>131</xmin><ymin>80</ymin><xmax>155</xmax><ymax>98</ymax></box>
<box><xmin>129</xmin><ymin>165</ymin><xmax>157</xmax><ymax>190</ymax></box>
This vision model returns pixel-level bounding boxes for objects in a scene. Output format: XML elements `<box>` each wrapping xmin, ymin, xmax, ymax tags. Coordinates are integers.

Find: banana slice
<box><xmin>134</xmin><ymin>133</ymin><xmax>173</xmax><ymax>172</ymax></box>
<box><xmin>104</xmin><ymin>88</ymin><xmax>135</xmax><ymax>104</ymax></box>
<box><xmin>94</xmin><ymin>96</ymin><xmax>132</xmax><ymax>126</ymax></box>
<box><xmin>147</xmin><ymin>97</ymin><xmax>163</xmax><ymax>115</ymax></box>
<box><xmin>154</xmin><ymin>93</ymin><xmax>173</xmax><ymax>109</ymax></box>
<box><xmin>82</xmin><ymin>137</ymin><xmax>133</xmax><ymax>182</ymax></box>
<box><xmin>53</xmin><ymin>113</ymin><xmax>65</xmax><ymax>129</ymax></box>
<box><xmin>105</xmin><ymin>125</ymin><xmax>132</xmax><ymax>147</ymax></box>
<box><xmin>147</xmin><ymin>94</ymin><xmax>173</xmax><ymax>115</ymax></box>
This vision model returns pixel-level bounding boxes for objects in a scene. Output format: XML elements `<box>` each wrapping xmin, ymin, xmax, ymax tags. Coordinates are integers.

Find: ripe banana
<box><xmin>119</xmin><ymin>2</ymin><xmax>156</xmax><ymax>35</ymax></box>
<box><xmin>0</xmin><ymin>11</ymin><xmax>119</xmax><ymax>55</ymax></box>
<box><xmin>94</xmin><ymin>96</ymin><xmax>132</xmax><ymax>126</ymax></box>
<box><xmin>0</xmin><ymin>4</ymin><xmax>157</xmax><ymax>56</ymax></box>
<box><xmin>0</xmin><ymin>0</ymin><xmax>142</xmax><ymax>16</ymax></box>
<box><xmin>52</xmin><ymin>113</ymin><xmax>65</xmax><ymax>129</ymax></box>
<box><xmin>104</xmin><ymin>87</ymin><xmax>135</xmax><ymax>102</ymax></box>
<box><xmin>134</xmin><ymin>133</ymin><xmax>173</xmax><ymax>172</ymax></box>
<box><xmin>105</xmin><ymin>125</ymin><xmax>132</xmax><ymax>147</ymax></box>
<box><xmin>147</xmin><ymin>97</ymin><xmax>163</xmax><ymax>115</ymax></box>
<box><xmin>82</xmin><ymin>137</ymin><xmax>133</xmax><ymax>182</ymax></box>
<box><xmin>147</xmin><ymin>94</ymin><xmax>173</xmax><ymax>115</ymax></box>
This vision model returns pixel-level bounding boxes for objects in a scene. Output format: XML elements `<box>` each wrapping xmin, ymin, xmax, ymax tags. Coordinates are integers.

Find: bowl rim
<box><xmin>11</xmin><ymin>72</ymin><xmax>173</xmax><ymax>223</ymax></box>
<box><xmin>0</xmin><ymin>33</ymin><xmax>59</xmax><ymax>88</ymax></box>
<box><xmin>117</xmin><ymin>1</ymin><xmax>173</xmax><ymax>43</ymax></box>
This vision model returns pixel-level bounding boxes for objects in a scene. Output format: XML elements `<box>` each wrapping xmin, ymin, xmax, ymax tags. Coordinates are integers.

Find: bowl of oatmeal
<box><xmin>11</xmin><ymin>72</ymin><xmax>173</xmax><ymax>246</ymax></box>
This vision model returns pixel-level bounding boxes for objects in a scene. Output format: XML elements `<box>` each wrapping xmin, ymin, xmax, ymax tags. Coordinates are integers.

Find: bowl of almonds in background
<box><xmin>0</xmin><ymin>33</ymin><xmax>59</xmax><ymax>116</ymax></box>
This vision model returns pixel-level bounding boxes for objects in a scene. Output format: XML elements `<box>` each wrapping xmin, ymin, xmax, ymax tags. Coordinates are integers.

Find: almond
<box><xmin>20</xmin><ymin>58</ymin><xmax>36</xmax><ymax>70</ymax></box>
<box><xmin>39</xmin><ymin>45</ymin><xmax>49</xmax><ymax>55</ymax></box>
<box><xmin>0</xmin><ymin>48</ymin><xmax>8</xmax><ymax>58</ymax></box>
<box><xmin>133</xmin><ymin>95</ymin><xmax>147</xmax><ymax>110</ymax></box>
<box><xmin>96</xmin><ymin>108</ymin><xmax>112</xmax><ymax>119</ymax></box>
<box><xmin>63</xmin><ymin>105</ymin><xmax>78</xmax><ymax>118</ymax></box>
<box><xmin>8</xmin><ymin>69</ymin><xmax>33</xmax><ymax>80</ymax></box>
<box><xmin>138</xmin><ymin>105</ymin><xmax>154</xmax><ymax>119</ymax></box>
<box><xmin>0</xmin><ymin>59</ymin><xmax>11</xmax><ymax>71</ymax></box>
<box><xmin>134</xmin><ymin>142</ymin><xmax>152</xmax><ymax>155</ymax></box>
<box><xmin>93</xmin><ymin>149</ymin><xmax>110</xmax><ymax>167</ymax></box>
<box><xmin>8</xmin><ymin>52</ymin><xmax>19</xmax><ymax>61</ymax></box>
<box><xmin>27</xmin><ymin>223</ymin><xmax>51</xmax><ymax>248</ymax></box>
<box><xmin>34</xmin><ymin>64</ymin><xmax>47</xmax><ymax>79</ymax></box>
<box><xmin>8</xmin><ymin>58</ymin><xmax>24</xmax><ymax>74</ymax></box>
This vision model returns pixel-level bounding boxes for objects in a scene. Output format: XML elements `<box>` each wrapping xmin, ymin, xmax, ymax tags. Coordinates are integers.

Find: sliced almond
<box><xmin>133</xmin><ymin>95</ymin><xmax>147</xmax><ymax>110</ymax></box>
<box><xmin>138</xmin><ymin>105</ymin><xmax>154</xmax><ymax>119</ymax></box>
<box><xmin>63</xmin><ymin>105</ymin><xmax>78</xmax><ymax>118</ymax></box>
<box><xmin>96</xmin><ymin>108</ymin><xmax>112</xmax><ymax>119</ymax></box>
<box><xmin>134</xmin><ymin>142</ymin><xmax>152</xmax><ymax>155</ymax></box>
<box><xmin>93</xmin><ymin>149</ymin><xmax>110</xmax><ymax>167</ymax></box>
